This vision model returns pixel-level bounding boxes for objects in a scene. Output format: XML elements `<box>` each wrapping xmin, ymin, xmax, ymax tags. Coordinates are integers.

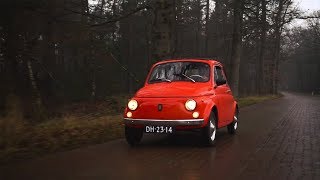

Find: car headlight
<box><xmin>185</xmin><ymin>99</ymin><xmax>196</xmax><ymax>111</ymax></box>
<box><xmin>128</xmin><ymin>99</ymin><xmax>138</xmax><ymax>111</ymax></box>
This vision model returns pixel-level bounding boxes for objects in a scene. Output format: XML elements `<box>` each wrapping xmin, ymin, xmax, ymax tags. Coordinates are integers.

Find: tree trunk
<box><xmin>273</xmin><ymin>31</ymin><xmax>281</xmax><ymax>94</ymax></box>
<box><xmin>230</xmin><ymin>0</ymin><xmax>243</xmax><ymax>97</ymax></box>
<box><xmin>204</xmin><ymin>0</ymin><xmax>210</xmax><ymax>56</ymax></box>
<box><xmin>195</xmin><ymin>0</ymin><xmax>202</xmax><ymax>56</ymax></box>
<box><xmin>171</xmin><ymin>0</ymin><xmax>177</xmax><ymax>57</ymax></box>
<box><xmin>99</xmin><ymin>0</ymin><xmax>106</xmax><ymax>14</ymax></box>
<box><xmin>87</xmin><ymin>0</ymin><xmax>97</xmax><ymax>99</ymax></box>
<box><xmin>213</xmin><ymin>0</ymin><xmax>224</xmax><ymax>63</ymax></box>
<box><xmin>151</xmin><ymin>0</ymin><xmax>175</xmax><ymax>61</ymax></box>
<box><xmin>27</xmin><ymin>60</ymin><xmax>42</xmax><ymax>108</ymax></box>
<box><xmin>5</xmin><ymin>11</ymin><xmax>20</xmax><ymax>97</ymax></box>
<box><xmin>90</xmin><ymin>41</ymin><xmax>96</xmax><ymax>99</ymax></box>
<box><xmin>25</xmin><ymin>36</ymin><xmax>46</xmax><ymax>121</ymax></box>
<box><xmin>256</xmin><ymin>0</ymin><xmax>267</xmax><ymax>95</ymax></box>
<box><xmin>273</xmin><ymin>0</ymin><xmax>284</xmax><ymax>94</ymax></box>
<box><xmin>175</xmin><ymin>0</ymin><xmax>182</xmax><ymax>57</ymax></box>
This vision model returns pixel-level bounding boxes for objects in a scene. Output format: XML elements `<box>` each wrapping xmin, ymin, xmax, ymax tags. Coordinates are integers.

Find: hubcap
<box><xmin>234</xmin><ymin>115</ymin><xmax>238</xmax><ymax>130</ymax></box>
<box><xmin>210</xmin><ymin>121</ymin><xmax>216</xmax><ymax>141</ymax></box>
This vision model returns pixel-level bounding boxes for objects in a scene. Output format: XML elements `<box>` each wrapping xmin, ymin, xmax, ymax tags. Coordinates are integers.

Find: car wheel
<box><xmin>202</xmin><ymin>112</ymin><xmax>217</xmax><ymax>146</ymax></box>
<box><xmin>227</xmin><ymin>108</ymin><xmax>239</xmax><ymax>134</ymax></box>
<box><xmin>125</xmin><ymin>126</ymin><xmax>143</xmax><ymax>146</ymax></box>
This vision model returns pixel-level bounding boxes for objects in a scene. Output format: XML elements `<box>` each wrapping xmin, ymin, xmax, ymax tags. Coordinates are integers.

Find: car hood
<box><xmin>135</xmin><ymin>82</ymin><xmax>213</xmax><ymax>98</ymax></box>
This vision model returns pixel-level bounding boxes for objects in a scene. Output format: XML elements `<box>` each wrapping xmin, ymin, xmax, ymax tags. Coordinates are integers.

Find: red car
<box><xmin>124</xmin><ymin>59</ymin><xmax>238</xmax><ymax>146</ymax></box>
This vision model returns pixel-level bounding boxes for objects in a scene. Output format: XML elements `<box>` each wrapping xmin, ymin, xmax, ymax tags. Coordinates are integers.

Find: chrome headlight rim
<box><xmin>128</xmin><ymin>99</ymin><xmax>138</xmax><ymax>111</ymax></box>
<box><xmin>185</xmin><ymin>99</ymin><xmax>197</xmax><ymax>111</ymax></box>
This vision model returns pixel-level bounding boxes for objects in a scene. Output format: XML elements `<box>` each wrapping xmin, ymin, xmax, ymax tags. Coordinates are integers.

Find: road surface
<box><xmin>1</xmin><ymin>92</ymin><xmax>320</xmax><ymax>180</ymax></box>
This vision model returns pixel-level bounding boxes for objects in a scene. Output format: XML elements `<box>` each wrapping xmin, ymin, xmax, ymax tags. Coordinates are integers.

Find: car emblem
<box><xmin>158</xmin><ymin>104</ymin><xmax>163</xmax><ymax>111</ymax></box>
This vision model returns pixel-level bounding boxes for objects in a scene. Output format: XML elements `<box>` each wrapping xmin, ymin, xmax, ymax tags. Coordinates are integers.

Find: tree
<box><xmin>280</xmin><ymin>13</ymin><xmax>320</xmax><ymax>92</ymax></box>
<box><xmin>271</xmin><ymin>0</ymin><xmax>296</xmax><ymax>94</ymax></box>
<box><xmin>256</xmin><ymin>0</ymin><xmax>267</xmax><ymax>95</ymax></box>
<box><xmin>204</xmin><ymin>0</ymin><xmax>210</xmax><ymax>55</ymax></box>
<box><xmin>151</xmin><ymin>0</ymin><xmax>175</xmax><ymax>61</ymax></box>
<box><xmin>230</xmin><ymin>0</ymin><xmax>244</xmax><ymax>97</ymax></box>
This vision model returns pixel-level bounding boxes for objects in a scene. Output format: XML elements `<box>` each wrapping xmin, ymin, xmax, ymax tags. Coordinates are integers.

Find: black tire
<box><xmin>125</xmin><ymin>126</ymin><xmax>143</xmax><ymax>146</ymax></box>
<box><xmin>202</xmin><ymin>112</ymin><xmax>217</xmax><ymax>146</ymax></box>
<box><xmin>227</xmin><ymin>108</ymin><xmax>239</xmax><ymax>134</ymax></box>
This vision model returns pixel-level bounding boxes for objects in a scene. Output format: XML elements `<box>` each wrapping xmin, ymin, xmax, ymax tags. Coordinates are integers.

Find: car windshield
<box><xmin>148</xmin><ymin>62</ymin><xmax>210</xmax><ymax>83</ymax></box>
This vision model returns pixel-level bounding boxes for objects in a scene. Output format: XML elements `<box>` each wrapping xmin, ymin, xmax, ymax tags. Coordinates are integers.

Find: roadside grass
<box><xmin>237</xmin><ymin>94</ymin><xmax>282</xmax><ymax>107</ymax></box>
<box><xmin>0</xmin><ymin>94</ymin><xmax>282</xmax><ymax>164</ymax></box>
<box><xmin>0</xmin><ymin>115</ymin><xmax>124</xmax><ymax>164</ymax></box>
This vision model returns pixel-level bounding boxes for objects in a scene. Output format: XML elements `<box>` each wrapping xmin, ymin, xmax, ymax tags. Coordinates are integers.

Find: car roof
<box><xmin>154</xmin><ymin>58</ymin><xmax>222</xmax><ymax>66</ymax></box>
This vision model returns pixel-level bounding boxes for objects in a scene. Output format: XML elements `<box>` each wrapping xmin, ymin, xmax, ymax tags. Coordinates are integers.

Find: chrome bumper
<box><xmin>124</xmin><ymin>118</ymin><xmax>204</xmax><ymax>126</ymax></box>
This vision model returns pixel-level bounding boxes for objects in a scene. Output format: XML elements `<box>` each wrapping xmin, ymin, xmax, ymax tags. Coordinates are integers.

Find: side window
<box><xmin>214</xmin><ymin>66</ymin><xmax>227</xmax><ymax>85</ymax></box>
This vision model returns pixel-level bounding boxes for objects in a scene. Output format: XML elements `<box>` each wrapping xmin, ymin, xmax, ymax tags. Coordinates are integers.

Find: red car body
<box><xmin>124</xmin><ymin>59</ymin><xmax>238</xmax><ymax>146</ymax></box>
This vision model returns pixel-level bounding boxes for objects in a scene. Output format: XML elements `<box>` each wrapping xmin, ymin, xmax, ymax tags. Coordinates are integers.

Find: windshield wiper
<box><xmin>181</xmin><ymin>73</ymin><xmax>195</xmax><ymax>83</ymax></box>
<box><xmin>150</xmin><ymin>78</ymin><xmax>172</xmax><ymax>83</ymax></box>
<box><xmin>161</xmin><ymin>78</ymin><xmax>172</xmax><ymax>82</ymax></box>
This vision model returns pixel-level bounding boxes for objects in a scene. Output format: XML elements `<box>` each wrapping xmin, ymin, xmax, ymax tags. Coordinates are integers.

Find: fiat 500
<box><xmin>124</xmin><ymin>59</ymin><xmax>238</xmax><ymax>146</ymax></box>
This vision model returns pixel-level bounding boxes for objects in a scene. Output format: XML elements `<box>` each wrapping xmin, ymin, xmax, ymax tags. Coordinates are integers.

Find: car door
<box><xmin>220</xmin><ymin>66</ymin><xmax>234</xmax><ymax>124</ymax></box>
<box><xmin>213</xmin><ymin>66</ymin><xmax>234</xmax><ymax>127</ymax></box>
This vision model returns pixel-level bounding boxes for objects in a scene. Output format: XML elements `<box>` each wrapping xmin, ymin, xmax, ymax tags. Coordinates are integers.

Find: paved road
<box><xmin>1</xmin><ymin>93</ymin><xmax>320</xmax><ymax>180</ymax></box>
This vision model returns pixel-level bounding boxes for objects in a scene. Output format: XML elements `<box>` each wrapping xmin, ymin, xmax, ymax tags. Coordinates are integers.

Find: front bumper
<box><xmin>124</xmin><ymin>118</ymin><xmax>204</xmax><ymax>126</ymax></box>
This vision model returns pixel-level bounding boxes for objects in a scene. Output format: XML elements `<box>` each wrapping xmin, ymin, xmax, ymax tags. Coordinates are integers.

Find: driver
<box><xmin>185</xmin><ymin>64</ymin><xmax>209</xmax><ymax>82</ymax></box>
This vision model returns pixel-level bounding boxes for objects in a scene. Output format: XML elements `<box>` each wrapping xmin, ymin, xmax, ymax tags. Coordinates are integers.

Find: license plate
<box><xmin>145</xmin><ymin>126</ymin><xmax>174</xmax><ymax>134</ymax></box>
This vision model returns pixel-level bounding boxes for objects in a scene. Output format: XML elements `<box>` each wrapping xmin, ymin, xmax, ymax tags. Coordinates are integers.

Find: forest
<box><xmin>0</xmin><ymin>0</ymin><xmax>319</xmax><ymax>123</ymax></box>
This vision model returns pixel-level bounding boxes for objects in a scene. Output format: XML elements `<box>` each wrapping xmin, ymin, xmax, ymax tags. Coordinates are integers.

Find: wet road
<box><xmin>1</xmin><ymin>93</ymin><xmax>320</xmax><ymax>180</ymax></box>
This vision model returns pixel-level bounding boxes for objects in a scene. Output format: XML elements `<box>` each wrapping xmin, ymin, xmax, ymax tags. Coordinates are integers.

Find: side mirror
<box><xmin>216</xmin><ymin>79</ymin><xmax>226</xmax><ymax>86</ymax></box>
